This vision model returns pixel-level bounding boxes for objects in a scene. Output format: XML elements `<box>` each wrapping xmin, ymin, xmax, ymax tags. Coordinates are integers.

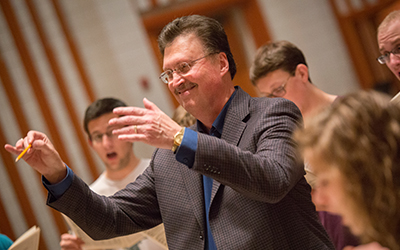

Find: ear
<box><xmin>218</xmin><ymin>52</ymin><xmax>230</xmax><ymax>77</ymax></box>
<box><xmin>295</xmin><ymin>64</ymin><xmax>309</xmax><ymax>83</ymax></box>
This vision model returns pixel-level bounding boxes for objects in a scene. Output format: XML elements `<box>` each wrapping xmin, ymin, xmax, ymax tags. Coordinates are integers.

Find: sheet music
<box><xmin>391</xmin><ymin>91</ymin><xmax>400</xmax><ymax>103</ymax></box>
<box><xmin>63</xmin><ymin>214</ymin><xmax>167</xmax><ymax>250</ymax></box>
<box><xmin>9</xmin><ymin>225</ymin><xmax>40</xmax><ymax>250</ymax></box>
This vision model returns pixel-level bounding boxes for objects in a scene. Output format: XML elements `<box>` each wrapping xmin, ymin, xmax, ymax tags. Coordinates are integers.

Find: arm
<box><xmin>48</xmin><ymin>162</ymin><xmax>161</xmax><ymax>241</ymax></box>
<box><xmin>5</xmin><ymin>130</ymin><xmax>160</xmax><ymax>241</ymax></box>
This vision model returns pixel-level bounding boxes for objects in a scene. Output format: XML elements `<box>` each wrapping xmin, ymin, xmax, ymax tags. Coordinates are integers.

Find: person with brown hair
<box><xmin>60</xmin><ymin>97</ymin><xmax>165</xmax><ymax>250</ymax></box>
<box><xmin>295</xmin><ymin>90</ymin><xmax>400</xmax><ymax>250</ymax></box>
<box><xmin>250</xmin><ymin>40</ymin><xmax>359</xmax><ymax>249</ymax></box>
<box><xmin>250</xmin><ymin>40</ymin><xmax>337</xmax><ymax>119</ymax></box>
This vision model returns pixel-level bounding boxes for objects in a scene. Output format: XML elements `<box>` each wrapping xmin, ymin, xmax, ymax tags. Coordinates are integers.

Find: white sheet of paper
<box><xmin>9</xmin><ymin>225</ymin><xmax>40</xmax><ymax>250</ymax></box>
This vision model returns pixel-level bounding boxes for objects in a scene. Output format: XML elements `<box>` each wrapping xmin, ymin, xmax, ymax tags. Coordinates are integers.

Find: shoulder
<box><xmin>137</xmin><ymin>158</ymin><xmax>151</xmax><ymax>171</ymax></box>
<box><xmin>250</xmin><ymin>96</ymin><xmax>301</xmax><ymax>117</ymax></box>
<box><xmin>253</xmin><ymin>95</ymin><xmax>297</xmax><ymax>107</ymax></box>
<box><xmin>89</xmin><ymin>172</ymin><xmax>107</xmax><ymax>191</ymax></box>
<box><xmin>139</xmin><ymin>158</ymin><xmax>151</xmax><ymax>165</ymax></box>
<box><xmin>0</xmin><ymin>234</ymin><xmax>13</xmax><ymax>248</ymax></box>
<box><xmin>228</xmin><ymin>87</ymin><xmax>302</xmax><ymax>125</ymax></box>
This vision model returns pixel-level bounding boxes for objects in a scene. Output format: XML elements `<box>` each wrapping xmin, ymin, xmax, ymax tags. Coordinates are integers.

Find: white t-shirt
<box><xmin>90</xmin><ymin>159</ymin><xmax>150</xmax><ymax>196</ymax></box>
<box><xmin>89</xmin><ymin>159</ymin><xmax>165</xmax><ymax>250</ymax></box>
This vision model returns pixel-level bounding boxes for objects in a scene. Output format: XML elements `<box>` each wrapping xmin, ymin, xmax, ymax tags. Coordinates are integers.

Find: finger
<box><xmin>113</xmin><ymin>106</ymin><xmax>146</xmax><ymax>116</ymax></box>
<box><xmin>27</xmin><ymin>130</ymin><xmax>45</xmax><ymax>145</ymax></box>
<box><xmin>143</xmin><ymin>98</ymin><xmax>161</xmax><ymax>112</ymax></box>
<box><xmin>17</xmin><ymin>138</ymin><xmax>24</xmax><ymax>146</ymax></box>
<box><xmin>109</xmin><ymin>107</ymin><xmax>146</xmax><ymax>127</ymax></box>
<box><xmin>60</xmin><ymin>240</ymin><xmax>83</xmax><ymax>250</ymax></box>
<box><xmin>4</xmin><ymin>144</ymin><xmax>20</xmax><ymax>155</ymax></box>
<box><xmin>4</xmin><ymin>137</ymin><xmax>25</xmax><ymax>154</ymax></box>
<box><xmin>60</xmin><ymin>234</ymin><xmax>84</xmax><ymax>249</ymax></box>
<box><xmin>109</xmin><ymin>115</ymin><xmax>142</xmax><ymax>127</ymax></box>
<box><xmin>60</xmin><ymin>233</ymin><xmax>77</xmax><ymax>240</ymax></box>
<box><xmin>113</xmin><ymin>125</ymin><xmax>143</xmax><ymax>137</ymax></box>
<box><xmin>117</xmin><ymin>133</ymin><xmax>146</xmax><ymax>141</ymax></box>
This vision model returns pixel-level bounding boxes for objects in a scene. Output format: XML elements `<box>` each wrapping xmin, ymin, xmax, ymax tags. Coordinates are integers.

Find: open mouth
<box><xmin>106</xmin><ymin>152</ymin><xmax>117</xmax><ymax>159</ymax></box>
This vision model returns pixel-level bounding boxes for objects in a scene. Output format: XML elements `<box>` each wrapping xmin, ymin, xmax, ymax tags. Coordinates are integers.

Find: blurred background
<box><xmin>0</xmin><ymin>0</ymin><xmax>399</xmax><ymax>249</ymax></box>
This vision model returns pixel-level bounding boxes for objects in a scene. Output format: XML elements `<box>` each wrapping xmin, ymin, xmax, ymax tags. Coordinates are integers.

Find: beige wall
<box><xmin>258</xmin><ymin>0</ymin><xmax>359</xmax><ymax>95</ymax></box>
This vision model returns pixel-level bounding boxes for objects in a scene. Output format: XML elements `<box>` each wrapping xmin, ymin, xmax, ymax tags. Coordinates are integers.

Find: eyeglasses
<box><xmin>90</xmin><ymin>129</ymin><xmax>116</xmax><ymax>143</ymax></box>
<box><xmin>265</xmin><ymin>76</ymin><xmax>291</xmax><ymax>98</ymax></box>
<box><xmin>377</xmin><ymin>45</ymin><xmax>400</xmax><ymax>64</ymax></box>
<box><xmin>159</xmin><ymin>53</ymin><xmax>217</xmax><ymax>84</ymax></box>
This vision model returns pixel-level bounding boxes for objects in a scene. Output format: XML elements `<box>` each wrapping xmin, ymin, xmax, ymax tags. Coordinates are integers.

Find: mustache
<box><xmin>174</xmin><ymin>82</ymin><xmax>197</xmax><ymax>95</ymax></box>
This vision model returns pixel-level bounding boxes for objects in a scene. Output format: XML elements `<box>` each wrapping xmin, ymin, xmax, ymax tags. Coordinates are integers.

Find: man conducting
<box><xmin>5</xmin><ymin>15</ymin><xmax>334</xmax><ymax>249</ymax></box>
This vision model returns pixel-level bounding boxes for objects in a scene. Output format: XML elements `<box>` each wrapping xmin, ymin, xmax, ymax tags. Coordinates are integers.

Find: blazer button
<box><xmin>199</xmin><ymin>235</ymin><xmax>203</xmax><ymax>240</ymax></box>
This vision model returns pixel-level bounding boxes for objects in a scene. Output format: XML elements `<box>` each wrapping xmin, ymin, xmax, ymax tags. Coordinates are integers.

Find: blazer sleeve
<box><xmin>47</xmin><ymin>159</ymin><xmax>162</xmax><ymax>241</ymax></box>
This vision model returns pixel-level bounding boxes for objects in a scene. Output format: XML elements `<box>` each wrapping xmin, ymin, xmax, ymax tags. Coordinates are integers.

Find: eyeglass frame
<box><xmin>159</xmin><ymin>52</ymin><xmax>218</xmax><ymax>84</ymax></box>
<box><xmin>376</xmin><ymin>45</ymin><xmax>400</xmax><ymax>64</ymax></box>
<box><xmin>264</xmin><ymin>75</ymin><xmax>292</xmax><ymax>98</ymax></box>
<box><xmin>90</xmin><ymin>128</ymin><xmax>118</xmax><ymax>143</ymax></box>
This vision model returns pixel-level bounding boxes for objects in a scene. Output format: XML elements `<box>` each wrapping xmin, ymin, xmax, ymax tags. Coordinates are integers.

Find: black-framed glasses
<box><xmin>265</xmin><ymin>76</ymin><xmax>291</xmax><ymax>98</ymax></box>
<box><xmin>159</xmin><ymin>53</ymin><xmax>217</xmax><ymax>84</ymax></box>
<box><xmin>377</xmin><ymin>45</ymin><xmax>400</xmax><ymax>64</ymax></box>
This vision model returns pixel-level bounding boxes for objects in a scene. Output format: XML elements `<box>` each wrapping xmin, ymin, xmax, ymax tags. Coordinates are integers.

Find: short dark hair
<box><xmin>158</xmin><ymin>15</ymin><xmax>237</xmax><ymax>80</ymax></box>
<box><xmin>83</xmin><ymin>98</ymin><xmax>127</xmax><ymax>137</ymax></box>
<box><xmin>250</xmin><ymin>40</ymin><xmax>311</xmax><ymax>85</ymax></box>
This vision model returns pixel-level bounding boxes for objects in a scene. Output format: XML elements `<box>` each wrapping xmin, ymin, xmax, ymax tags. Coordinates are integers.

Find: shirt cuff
<box><xmin>176</xmin><ymin>128</ymin><xmax>197</xmax><ymax>168</ymax></box>
<box><xmin>42</xmin><ymin>165</ymin><xmax>74</xmax><ymax>199</ymax></box>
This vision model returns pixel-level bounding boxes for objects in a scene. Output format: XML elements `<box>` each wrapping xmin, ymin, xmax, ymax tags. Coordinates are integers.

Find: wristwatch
<box><xmin>172</xmin><ymin>127</ymin><xmax>185</xmax><ymax>153</ymax></box>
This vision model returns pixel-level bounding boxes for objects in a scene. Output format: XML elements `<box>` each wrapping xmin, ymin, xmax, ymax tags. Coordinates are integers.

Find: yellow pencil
<box><xmin>15</xmin><ymin>144</ymin><xmax>32</xmax><ymax>162</ymax></box>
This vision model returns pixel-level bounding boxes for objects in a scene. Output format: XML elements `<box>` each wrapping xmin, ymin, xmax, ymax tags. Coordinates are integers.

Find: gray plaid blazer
<box><xmin>49</xmin><ymin>87</ymin><xmax>334</xmax><ymax>249</ymax></box>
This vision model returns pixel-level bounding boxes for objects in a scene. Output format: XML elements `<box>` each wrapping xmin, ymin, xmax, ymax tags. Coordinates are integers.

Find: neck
<box><xmin>301</xmin><ymin>85</ymin><xmax>337</xmax><ymax>122</ymax></box>
<box><xmin>105</xmin><ymin>152</ymin><xmax>140</xmax><ymax>181</ymax></box>
<box><xmin>194</xmin><ymin>85</ymin><xmax>235</xmax><ymax>130</ymax></box>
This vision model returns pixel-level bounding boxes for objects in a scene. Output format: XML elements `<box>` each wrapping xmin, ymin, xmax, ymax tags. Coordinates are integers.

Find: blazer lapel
<box><xmin>182</xmin><ymin>161</ymin><xmax>206</xmax><ymax>233</ymax></box>
<box><xmin>210</xmin><ymin>87</ymin><xmax>250</xmax><ymax>201</ymax></box>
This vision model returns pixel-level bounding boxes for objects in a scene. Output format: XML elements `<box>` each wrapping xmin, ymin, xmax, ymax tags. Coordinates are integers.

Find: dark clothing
<box><xmin>318</xmin><ymin>211</ymin><xmax>360</xmax><ymax>249</ymax></box>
